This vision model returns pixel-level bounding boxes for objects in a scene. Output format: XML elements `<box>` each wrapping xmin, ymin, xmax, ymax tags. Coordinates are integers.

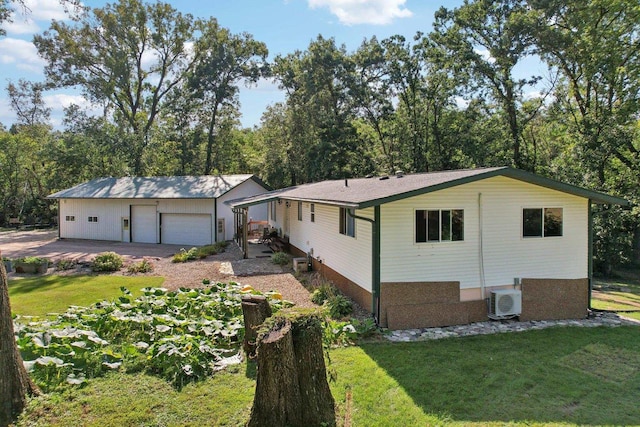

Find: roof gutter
<box><xmin>348</xmin><ymin>207</ymin><xmax>381</xmax><ymax>324</ymax></box>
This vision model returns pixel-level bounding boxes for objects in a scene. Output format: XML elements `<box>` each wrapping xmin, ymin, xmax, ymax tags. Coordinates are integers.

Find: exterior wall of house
<box><xmin>59</xmin><ymin>198</ymin><xmax>216</xmax><ymax>243</ymax></box>
<box><xmin>269</xmin><ymin>200</ymin><xmax>374</xmax><ymax>294</ymax></box>
<box><xmin>59</xmin><ymin>199</ymin><xmax>130</xmax><ymax>241</ymax></box>
<box><xmin>376</xmin><ymin>175</ymin><xmax>590</xmax><ymax>328</ymax></box>
<box><xmin>217</xmin><ymin>179</ymin><xmax>269</xmax><ymax>241</ymax></box>
<box><xmin>380</xmin><ymin>176</ymin><xmax>588</xmax><ymax>292</ymax></box>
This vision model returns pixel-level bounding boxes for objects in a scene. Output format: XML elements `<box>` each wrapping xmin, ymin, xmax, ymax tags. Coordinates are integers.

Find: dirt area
<box><xmin>0</xmin><ymin>229</ymin><xmax>315</xmax><ymax>308</ymax></box>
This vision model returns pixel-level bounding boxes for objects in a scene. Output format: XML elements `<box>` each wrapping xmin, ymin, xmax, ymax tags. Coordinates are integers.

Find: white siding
<box><xmin>161</xmin><ymin>214</ymin><xmax>212</xmax><ymax>245</ymax></box>
<box><xmin>59</xmin><ymin>198</ymin><xmax>217</xmax><ymax>244</ymax></box>
<box><xmin>59</xmin><ymin>199</ymin><xmax>130</xmax><ymax>241</ymax></box>
<box><xmin>280</xmin><ymin>201</ymin><xmax>373</xmax><ymax>292</ymax></box>
<box><xmin>218</xmin><ymin>179</ymin><xmax>269</xmax><ymax>241</ymax></box>
<box><xmin>380</xmin><ymin>176</ymin><xmax>589</xmax><ymax>291</ymax></box>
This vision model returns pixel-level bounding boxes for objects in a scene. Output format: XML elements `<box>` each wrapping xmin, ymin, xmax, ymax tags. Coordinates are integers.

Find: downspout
<box><xmin>214</xmin><ymin>198</ymin><xmax>218</xmax><ymax>243</ymax></box>
<box><xmin>57</xmin><ymin>200</ymin><xmax>61</xmax><ymax>239</ymax></box>
<box><xmin>588</xmin><ymin>200</ymin><xmax>594</xmax><ymax>310</ymax></box>
<box><xmin>348</xmin><ymin>206</ymin><xmax>381</xmax><ymax>323</ymax></box>
<box><xmin>478</xmin><ymin>193</ymin><xmax>486</xmax><ymax>299</ymax></box>
<box><xmin>241</xmin><ymin>207</ymin><xmax>249</xmax><ymax>259</ymax></box>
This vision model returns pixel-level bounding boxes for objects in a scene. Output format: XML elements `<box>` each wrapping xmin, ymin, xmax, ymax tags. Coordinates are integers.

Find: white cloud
<box><xmin>17</xmin><ymin>0</ymin><xmax>71</xmax><ymax>22</ymax></box>
<box><xmin>474</xmin><ymin>48</ymin><xmax>496</xmax><ymax>64</ymax></box>
<box><xmin>1</xmin><ymin>0</ymin><xmax>73</xmax><ymax>34</ymax></box>
<box><xmin>0</xmin><ymin>38</ymin><xmax>46</xmax><ymax>73</ymax></box>
<box><xmin>454</xmin><ymin>96</ymin><xmax>470</xmax><ymax>109</ymax></box>
<box><xmin>43</xmin><ymin>93</ymin><xmax>92</xmax><ymax>110</ymax></box>
<box><xmin>1</xmin><ymin>16</ymin><xmax>39</xmax><ymax>35</ymax></box>
<box><xmin>308</xmin><ymin>0</ymin><xmax>413</xmax><ymax>25</ymax></box>
<box><xmin>43</xmin><ymin>92</ymin><xmax>102</xmax><ymax>128</ymax></box>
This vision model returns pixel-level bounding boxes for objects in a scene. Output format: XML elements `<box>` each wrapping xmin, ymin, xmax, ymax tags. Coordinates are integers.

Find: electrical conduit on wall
<box><xmin>478</xmin><ymin>192</ymin><xmax>486</xmax><ymax>300</ymax></box>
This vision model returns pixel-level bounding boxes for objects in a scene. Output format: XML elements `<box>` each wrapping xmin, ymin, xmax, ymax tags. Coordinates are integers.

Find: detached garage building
<box><xmin>48</xmin><ymin>175</ymin><xmax>269</xmax><ymax>246</ymax></box>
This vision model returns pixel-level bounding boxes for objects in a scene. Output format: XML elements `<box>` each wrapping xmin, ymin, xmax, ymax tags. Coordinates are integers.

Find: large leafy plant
<box><xmin>15</xmin><ymin>283</ymin><xmax>291</xmax><ymax>390</ymax></box>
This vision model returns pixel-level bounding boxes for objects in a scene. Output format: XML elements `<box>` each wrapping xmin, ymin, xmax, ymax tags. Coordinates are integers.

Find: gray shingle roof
<box><xmin>48</xmin><ymin>175</ymin><xmax>261</xmax><ymax>199</ymax></box>
<box><xmin>226</xmin><ymin>167</ymin><xmax>629</xmax><ymax>209</ymax></box>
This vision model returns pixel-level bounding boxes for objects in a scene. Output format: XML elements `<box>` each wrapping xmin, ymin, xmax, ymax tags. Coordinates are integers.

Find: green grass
<box><xmin>8</xmin><ymin>275</ymin><xmax>164</xmax><ymax>317</ymax></box>
<box><xmin>17</xmin><ymin>326</ymin><xmax>640</xmax><ymax>426</ymax></box>
<box><xmin>593</xmin><ymin>273</ymin><xmax>640</xmax><ymax>321</ymax></box>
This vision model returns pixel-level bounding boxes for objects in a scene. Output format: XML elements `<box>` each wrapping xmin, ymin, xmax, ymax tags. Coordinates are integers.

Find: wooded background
<box><xmin>1</xmin><ymin>0</ymin><xmax>638</xmax><ymax>273</ymax></box>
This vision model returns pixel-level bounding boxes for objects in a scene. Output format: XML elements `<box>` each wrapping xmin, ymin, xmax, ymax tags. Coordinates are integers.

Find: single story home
<box><xmin>227</xmin><ymin>167</ymin><xmax>629</xmax><ymax>329</ymax></box>
<box><xmin>48</xmin><ymin>175</ymin><xmax>269</xmax><ymax>246</ymax></box>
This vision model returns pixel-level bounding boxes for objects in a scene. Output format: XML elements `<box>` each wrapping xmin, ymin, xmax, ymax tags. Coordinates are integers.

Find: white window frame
<box><xmin>339</xmin><ymin>207</ymin><xmax>355</xmax><ymax>238</ymax></box>
<box><xmin>522</xmin><ymin>207</ymin><xmax>563</xmax><ymax>238</ymax></box>
<box><xmin>415</xmin><ymin>209</ymin><xmax>464</xmax><ymax>243</ymax></box>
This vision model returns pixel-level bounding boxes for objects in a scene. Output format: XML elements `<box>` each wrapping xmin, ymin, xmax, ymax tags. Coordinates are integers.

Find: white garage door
<box><xmin>131</xmin><ymin>205</ymin><xmax>157</xmax><ymax>243</ymax></box>
<box><xmin>162</xmin><ymin>214</ymin><xmax>212</xmax><ymax>246</ymax></box>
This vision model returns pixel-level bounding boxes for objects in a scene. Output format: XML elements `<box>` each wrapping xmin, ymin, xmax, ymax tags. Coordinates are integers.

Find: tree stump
<box><xmin>247</xmin><ymin>312</ymin><xmax>335</xmax><ymax>427</ymax></box>
<box><xmin>0</xmin><ymin>251</ymin><xmax>40</xmax><ymax>427</ymax></box>
<box><xmin>247</xmin><ymin>319</ymin><xmax>301</xmax><ymax>427</ymax></box>
<box><xmin>241</xmin><ymin>295</ymin><xmax>272</xmax><ymax>359</ymax></box>
<box><xmin>291</xmin><ymin>315</ymin><xmax>335</xmax><ymax>426</ymax></box>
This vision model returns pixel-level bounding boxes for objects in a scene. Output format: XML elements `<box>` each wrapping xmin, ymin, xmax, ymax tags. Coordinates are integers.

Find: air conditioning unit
<box><xmin>489</xmin><ymin>289</ymin><xmax>522</xmax><ymax>318</ymax></box>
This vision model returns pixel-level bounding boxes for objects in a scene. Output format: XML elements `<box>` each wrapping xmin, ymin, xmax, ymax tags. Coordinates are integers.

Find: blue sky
<box><xmin>0</xmin><ymin>0</ymin><xmax>470</xmax><ymax>129</ymax></box>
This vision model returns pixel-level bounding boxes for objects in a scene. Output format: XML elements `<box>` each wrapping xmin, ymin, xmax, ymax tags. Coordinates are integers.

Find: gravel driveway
<box><xmin>0</xmin><ymin>229</ymin><xmax>315</xmax><ymax>308</ymax></box>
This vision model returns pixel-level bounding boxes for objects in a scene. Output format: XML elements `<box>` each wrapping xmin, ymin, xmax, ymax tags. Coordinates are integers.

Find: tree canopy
<box><xmin>2</xmin><ymin>0</ymin><xmax>639</xmax><ymax>271</ymax></box>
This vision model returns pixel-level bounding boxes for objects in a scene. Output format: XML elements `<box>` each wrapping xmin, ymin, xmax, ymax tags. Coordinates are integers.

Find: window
<box><xmin>270</xmin><ymin>201</ymin><xmax>277</xmax><ymax>222</ymax></box>
<box><xmin>415</xmin><ymin>209</ymin><xmax>464</xmax><ymax>243</ymax></box>
<box><xmin>88</xmin><ymin>216</ymin><xmax>98</xmax><ymax>223</ymax></box>
<box><xmin>310</xmin><ymin>204</ymin><xmax>315</xmax><ymax>222</ymax></box>
<box><xmin>65</xmin><ymin>215</ymin><xmax>75</xmax><ymax>222</ymax></box>
<box><xmin>523</xmin><ymin>208</ymin><xmax>563</xmax><ymax>237</ymax></box>
<box><xmin>339</xmin><ymin>208</ymin><xmax>355</xmax><ymax>237</ymax></box>
<box><xmin>297</xmin><ymin>201</ymin><xmax>302</xmax><ymax>221</ymax></box>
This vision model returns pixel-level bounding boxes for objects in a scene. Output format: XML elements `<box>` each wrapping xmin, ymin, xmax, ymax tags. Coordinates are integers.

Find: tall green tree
<box><xmin>34</xmin><ymin>0</ymin><xmax>197</xmax><ymax>175</ymax></box>
<box><xmin>530</xmin><ymin>0</ymin><xmax>640</xmax><ymax>269</ymax></box>
<box><xmin>189</xmin><ymin>18</ymin><xmax>268</xmax><ymax>174</ymax></box>
<box><xmin>433</xmin><ymin>0</ymin><xmax>543</xmax><ymax>169</ymax></box>
<box><xmin>274</xmin><ymin>36</ymin><xmax>373</xmax><ymax>182</ymax></box>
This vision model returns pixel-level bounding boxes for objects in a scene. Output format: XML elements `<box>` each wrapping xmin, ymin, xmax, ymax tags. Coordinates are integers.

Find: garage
<box><xmin>131</xmin><ymin>205</ymin><xmax>157</xmax><ymax>243</ymax></box>
<box><xmin>161</xmin><ymin>213</ymin><xmax>212</xmax><ymax>246</ymax></box>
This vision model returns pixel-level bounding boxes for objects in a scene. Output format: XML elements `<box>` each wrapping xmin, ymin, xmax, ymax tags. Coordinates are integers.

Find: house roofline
<box><xmin>357</xmin><ymin>167</ymin><xmax>629</xmax><ymax>208</ymax></box>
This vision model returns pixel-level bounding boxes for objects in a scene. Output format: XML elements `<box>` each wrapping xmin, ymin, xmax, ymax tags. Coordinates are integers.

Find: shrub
<box><xmin>202</xmin><ymin>278</ymin><xmax>211</xmax><ymax>285</ymax></box>
<box><xmin>326</xmin><ymin>294</ymin><xmax>353</xmax><ymax>319</ymax></box>
<box><xmin>311</xmin><ymin>283</ymin><xmax>336</xmax><ymax>305</ymax></box>
<box><xmin>55</xmin><ymin>258</ymin><xmax>77</xmax><ymax>271</ymax></box>
<box><xmin>197</xmin><ymin>241</ymin><xmax>228</xmax><ymax>257</ymax></box>
<box><xmin>271</xmin><ymin>251</ymin><xmax>289</xmax><ymax>266</ymax></box>
<box><xmin>127</xmin><ymin>259</ymin><xmax>153</xmax><ymax>273</ymax></box>
<box><xmin>172</xmin><ymin>247</ymin><xmax>199</xmax><ymax>263</ymax></box>
<box><xmin>92</xmin><ymin>252</ymin><xmax>124</xmax><ymax>272</ymax></box>
<box><xmin>14</xmin><ymin>256</ymin><xmax>49</xmax><ymax>265</ymax></box>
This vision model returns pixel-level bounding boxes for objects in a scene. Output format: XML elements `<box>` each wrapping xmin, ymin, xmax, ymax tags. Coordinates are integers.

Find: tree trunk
<box><xmin>291</xmin><ymin>315</ymin><xmax>336</xmax><ymax>426</ymax></box>
<box><xmin>0</xmin><ymin>251</ymin><xmax>40</xmax><ymax>427</ymax></box>
<box><xmin>247</xmin><ymin>319</ymin><xmax>302</xmax><ymax>427</ymax></box>
<box><xmin>247</xmin><ymin>313</ymin><xmax>335</xmax><ymax>427</ymax></box>
<box><xmin>241</xmin><ymin>295</ymin><xmax>272</xmax><ymax>359</ymax></box>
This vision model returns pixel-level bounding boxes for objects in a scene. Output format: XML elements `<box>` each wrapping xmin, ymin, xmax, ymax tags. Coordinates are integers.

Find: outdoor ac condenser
<box><xmin>489</xmin><ymin>289</ymin><xmax>522</xmax><ymax>318</ymax></box>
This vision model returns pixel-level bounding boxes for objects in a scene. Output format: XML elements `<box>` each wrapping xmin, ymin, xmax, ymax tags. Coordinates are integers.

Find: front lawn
<box><xmin>8</xmin><ymin>275</ymin><xmax>164</xmax><ymax>317</ymax></box>
<box><xmin>17</xmin><ymin>326</ymin><xmax>640</xmax><ymax>426</ymax></box>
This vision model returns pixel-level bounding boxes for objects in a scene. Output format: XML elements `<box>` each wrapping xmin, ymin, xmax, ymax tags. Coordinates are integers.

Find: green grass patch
<box><xmin>17</xmin><ymin>326</ymin><xmax>640</xmax><ymax>426</ymax></box>
<box><xmin>559</xmin><ymin>343</ymin><xmax>640</xmax><ymax>383</ymax></box>
<box><xmin>19</xmin><ymin>370</ymin><xmax>254</xmax><ymax>427</ymax></box>
<box><xmin>8</xmin><ymin>275</ymin><xmax>164</xmax><ymax>317</ymax></box>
